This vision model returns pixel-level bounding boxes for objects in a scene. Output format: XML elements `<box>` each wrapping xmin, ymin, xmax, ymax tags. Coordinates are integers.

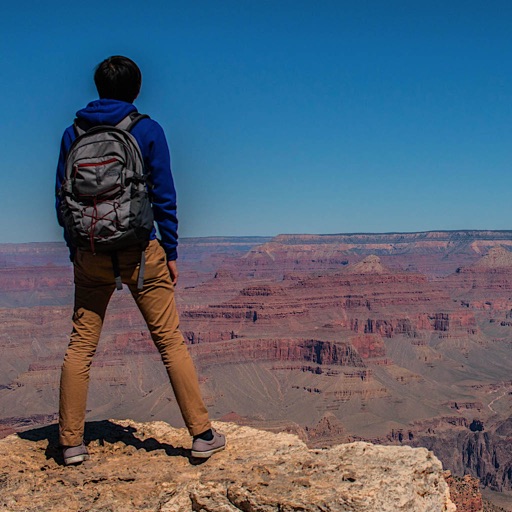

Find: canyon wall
<box><xmin>2</xmin><ymin>231</ymin><xmax>512</xmax><ymax>507</ymax></box>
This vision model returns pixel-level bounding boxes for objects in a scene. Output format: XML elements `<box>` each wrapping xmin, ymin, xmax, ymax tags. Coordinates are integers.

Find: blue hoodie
<box><xmin>55</xmin><ymin>99</ymin><xmax>178</xmax><ymax>261</ymax></box>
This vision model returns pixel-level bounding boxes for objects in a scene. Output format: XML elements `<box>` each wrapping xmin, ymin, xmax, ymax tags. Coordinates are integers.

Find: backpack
<box><xmin>58</xmin><ymin>113</ymin><xmax>154</xmax><ymax>290</ymax></box>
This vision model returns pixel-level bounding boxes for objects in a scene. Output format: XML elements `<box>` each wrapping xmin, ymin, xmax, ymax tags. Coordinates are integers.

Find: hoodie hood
<box><xmin>75</xmin><ymin>99</ymin><xmax>137</xmax><ymax>126</ymax></box>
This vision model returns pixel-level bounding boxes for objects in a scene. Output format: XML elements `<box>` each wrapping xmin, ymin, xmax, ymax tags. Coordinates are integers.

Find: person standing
<box><xmin>55</xmin><ymin>55</ymin><xmax>225</xmax><ymax>465</ymax></box>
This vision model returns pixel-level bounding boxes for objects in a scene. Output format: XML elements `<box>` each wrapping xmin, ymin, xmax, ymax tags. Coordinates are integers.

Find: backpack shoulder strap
<box><xmin>73</xmin><ymin>118</ymin><xmax>89</xmax><ymax>137</ymax></box>
<box><xmin>116</xmin><ymin>112</ymin><xmax>150</xmax><ymax>132</ymax></box>
<box><xmin>72</xmin><ymin>112</ymin><xmax>150</xmax><ymax>136</ymax></box>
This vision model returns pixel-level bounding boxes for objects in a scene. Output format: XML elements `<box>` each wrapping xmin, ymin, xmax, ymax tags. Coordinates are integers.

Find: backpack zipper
<box><xmin>76</xmin><ymin>157</ymin><xmax>119</xmax><ymax>168</ymax></box>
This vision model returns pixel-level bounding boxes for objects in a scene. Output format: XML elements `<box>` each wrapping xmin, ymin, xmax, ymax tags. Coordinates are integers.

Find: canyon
<box><xmin>1</xmin><ymin>230</ymin><xmax>512</xmax><ymax>509</ymax></box>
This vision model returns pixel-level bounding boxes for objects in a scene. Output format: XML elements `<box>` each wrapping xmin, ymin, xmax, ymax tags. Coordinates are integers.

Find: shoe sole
<box><xmin>64</xmin><ymin>454</ymin><xmax>90</xmax><ymax>466</ymax></box>
<box><xmin>191</xmin><ymin>442</ymin><xmax>226</xmax><ymax>459</ymax></box>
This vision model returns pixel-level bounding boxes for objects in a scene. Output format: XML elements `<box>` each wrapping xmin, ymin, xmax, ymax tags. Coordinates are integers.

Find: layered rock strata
<box><xmin>3</xmin><ymin>235</ymin><xmax>512</xmax><ymax>507</ymax></box>
<box><xmin>228</xmin><ymin>230</ymin><xmax>512</xmax><ymax>279</ymax></box>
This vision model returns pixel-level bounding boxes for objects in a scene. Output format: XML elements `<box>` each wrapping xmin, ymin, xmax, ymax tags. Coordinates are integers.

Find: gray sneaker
<box><xmin>191</xmin><ymin>428</ymin><xmax>226</xmax><ymax>458</ymax></box>
<box><xmin>63</xmin><ymin>442</ymin><xmax>90</xmax><ymax>466</ymax></box>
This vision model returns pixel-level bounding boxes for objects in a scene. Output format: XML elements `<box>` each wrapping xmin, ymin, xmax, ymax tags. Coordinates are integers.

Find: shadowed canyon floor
<box><xmin>2</xmin><ymin>231</ymin><xmax>512</xmax><ymax>508</ymax></box>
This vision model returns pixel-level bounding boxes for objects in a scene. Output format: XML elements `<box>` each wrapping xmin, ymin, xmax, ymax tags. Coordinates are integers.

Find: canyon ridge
<box><xmin>2</xmin><ymin>230</ymin><xmax>512</xmax><ymax>508</ymax></box>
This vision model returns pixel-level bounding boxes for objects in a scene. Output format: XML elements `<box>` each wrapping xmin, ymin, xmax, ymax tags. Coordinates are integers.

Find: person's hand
<box><xmin>167</xmin><ymin>260</ymin><xmax>179</xmax><ymax>286</ymax></box>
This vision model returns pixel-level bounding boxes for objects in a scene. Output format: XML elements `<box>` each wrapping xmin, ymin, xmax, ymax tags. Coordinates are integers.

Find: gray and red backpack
<box><xmin>58</xmin><ymin>113</ymin><xmax>154</xmax><ymax>290</ymax></box>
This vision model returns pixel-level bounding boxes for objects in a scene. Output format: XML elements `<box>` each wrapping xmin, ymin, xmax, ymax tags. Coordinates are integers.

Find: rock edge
<box><xmin>0</xmin><ymin>419</ymin><xmax>455</xmax><ymax>512</ymax></box>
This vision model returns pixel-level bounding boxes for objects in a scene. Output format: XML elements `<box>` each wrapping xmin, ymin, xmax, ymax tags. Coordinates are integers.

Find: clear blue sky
<box><xmin>2</xmin><ymin>1</ymin><xmax>512</xmax><ymax>243</ymax></box>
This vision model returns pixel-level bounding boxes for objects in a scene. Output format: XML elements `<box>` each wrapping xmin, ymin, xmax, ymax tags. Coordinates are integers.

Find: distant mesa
<box><xmin>454</xmin><ymin>246</ymin><xmax>512</xmax><ymax>276</ymax></box>
<box><xmin>346</xmin><ymin>255</ymin><xmax>388</xmax><ymax>274</ymax></box>
<box><xmin>472</xmin><ymin>246</ymin><xmax>512</xmax><ymax>268</ymax></box>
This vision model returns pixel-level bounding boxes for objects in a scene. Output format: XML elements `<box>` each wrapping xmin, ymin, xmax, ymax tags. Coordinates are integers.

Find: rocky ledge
<box><xmin>0</xmin><ymin>420</ymin><xmax>455</xmax><ymax>512</ymax></box>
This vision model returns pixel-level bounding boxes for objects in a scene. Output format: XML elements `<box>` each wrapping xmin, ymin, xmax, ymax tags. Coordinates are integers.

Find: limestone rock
<box><xmin>0</xmin><ymin>420</ymin><xmax>455</xmax><ymax>511</ymax></box>
<box><xmin>347</xmin><ymin>255</ymin><xmax>388</xmax><ymax>274</ymax></box>
<box><xmin>472</xmin><ymin>247</ymin><xmax>512</xmax><ymax>268</ymax></box>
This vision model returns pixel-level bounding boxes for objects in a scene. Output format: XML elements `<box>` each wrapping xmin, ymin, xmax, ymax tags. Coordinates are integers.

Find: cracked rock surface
<box><xmin>0</xmin><ymin>420</ymin><xmax>455</xmax><ymax>511</ymax></box>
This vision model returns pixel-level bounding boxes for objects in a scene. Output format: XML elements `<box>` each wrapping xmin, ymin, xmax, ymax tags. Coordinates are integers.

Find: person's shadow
<box><xmin>17</xmin><ymin>420</ymin><xmax>206</xmax><ymax>466</ymax></box>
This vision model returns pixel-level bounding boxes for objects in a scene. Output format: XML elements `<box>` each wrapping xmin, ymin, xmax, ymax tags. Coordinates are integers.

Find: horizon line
<box><xmin>3</xmin><ymin>228</ymin><xmax>512</xmax><ymax>246</ymax></box>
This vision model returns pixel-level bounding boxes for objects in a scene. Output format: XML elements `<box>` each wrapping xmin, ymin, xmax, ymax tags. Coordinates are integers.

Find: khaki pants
<box><xmin>59</xmin><ymin>239</ymin><xmax>210</xmax><ymax>446</ymax></box>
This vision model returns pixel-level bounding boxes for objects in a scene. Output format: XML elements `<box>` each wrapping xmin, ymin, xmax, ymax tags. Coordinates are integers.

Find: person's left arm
<box><xmin>132</xmin><ymin>119</ymin><xmax>179</xmax><ymax>272</ymax></box>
